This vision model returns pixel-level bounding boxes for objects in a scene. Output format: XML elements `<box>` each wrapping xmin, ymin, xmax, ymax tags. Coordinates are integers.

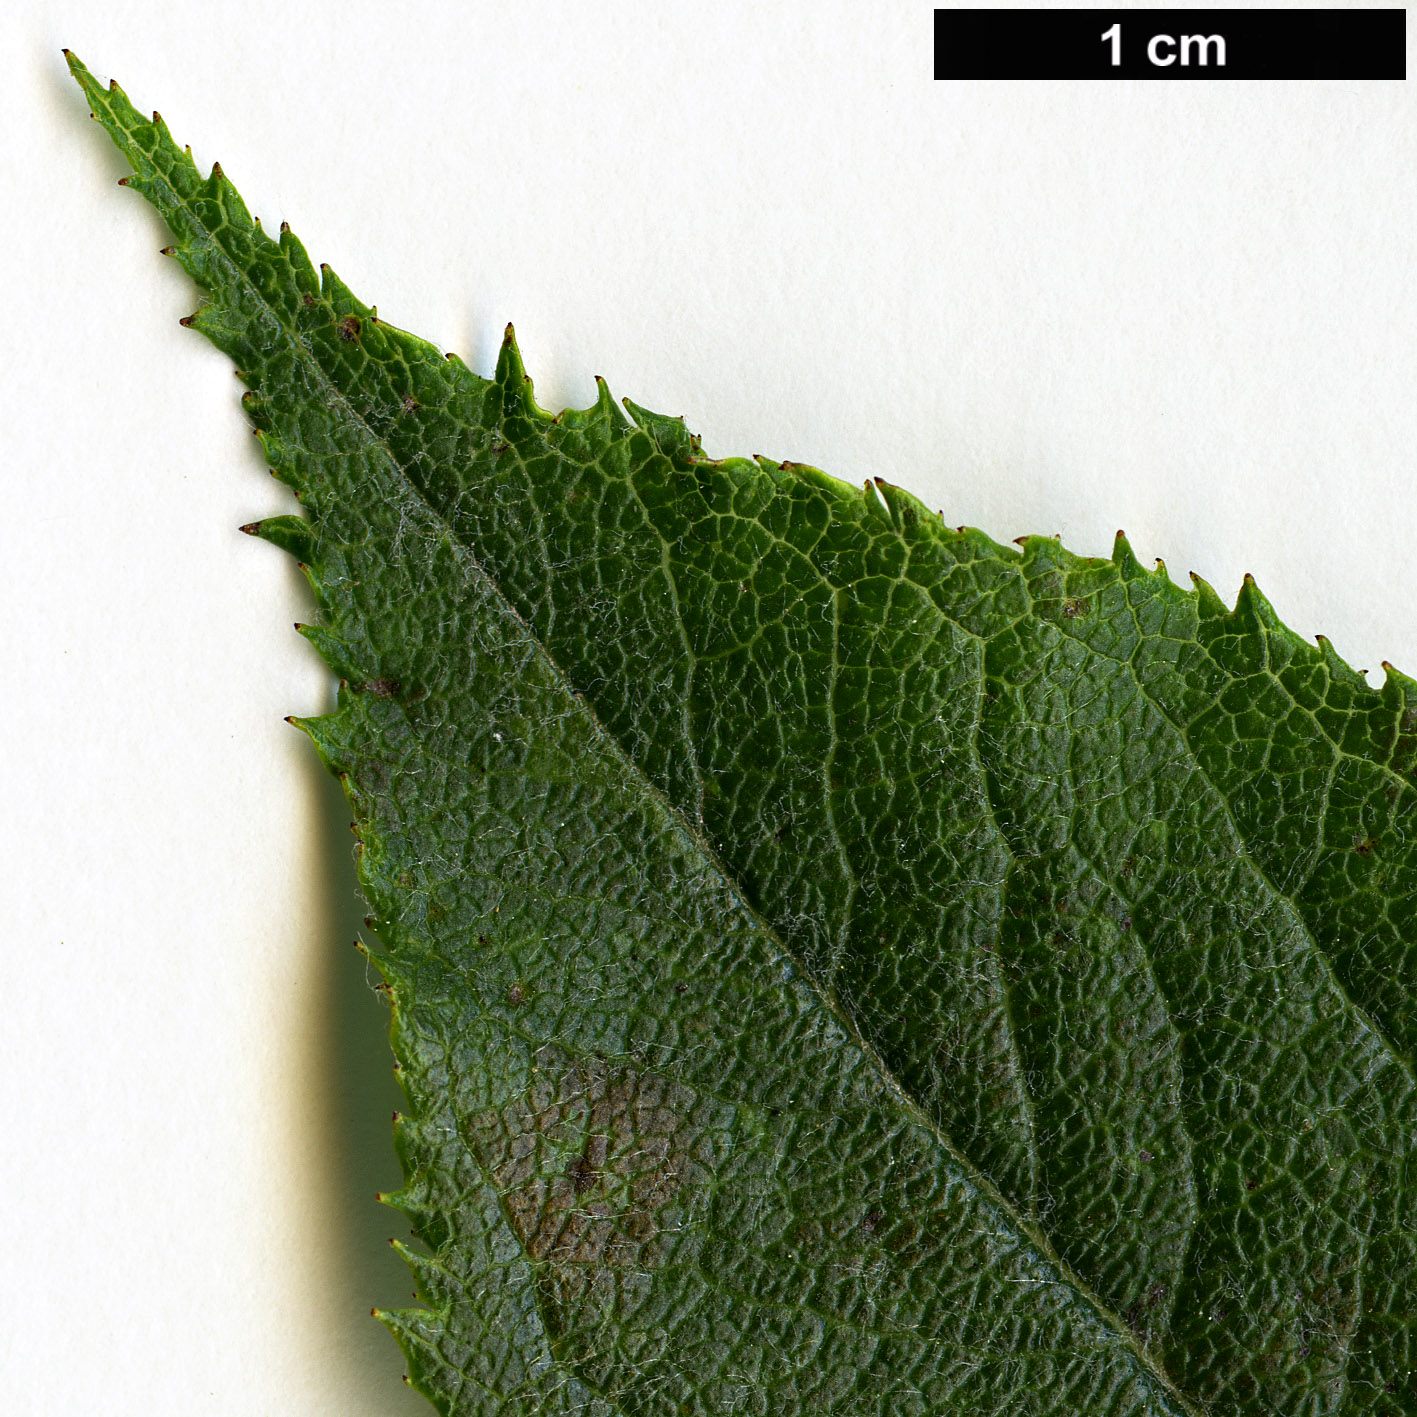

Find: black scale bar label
<box><xmin>934</xmin><ymin>9</ymin><xmax>1406</xmax><ymax>79</ymax></box>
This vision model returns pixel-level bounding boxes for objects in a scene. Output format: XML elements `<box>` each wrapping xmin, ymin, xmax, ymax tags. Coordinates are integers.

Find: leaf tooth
<box><xmin>294</xmin><ymin>621</ymin><xmax>357</xmax><ymax>677</ymax></box>
<box><xmin>1314</xmin><ymin>631</ymin><xmax>1371</xmax><ymax>689</ymax></box>
<box><xmin>494</xmin><ymin>321</ymin><xmax>526</xmax><ymax>386</ymax></box>
<box><xmin>1112</xmin><ymin>529</ymin><xmax>1144</xmax><ymax>578</ymax></box>
<box><xmin>590</xmin><ymin>376</ymin><xmax>628</xmax><ymax>426</ymax></box>
<box><xmin>1235</xmin><ymin>571</ymin><xmax>1279</xmax><ymax>629</ymax></box>
<box><xmin>378</xmin><ymin>1181</ymin><xmax>420</xmax><ymax>1221</ymax></box>
<box><xmin>239</xmin><ymin>513</ymin><xmax>316</xmax><ymax>562</ymax></box>
<box><xmin>623</xmin><ymin>397</ymin><xmax>695</xmax><ymax>459</ymax></box>
<box><xmin>1381</xmin><ymin>658</ymin><xmax>1417</xmax><ymax>696</ymax></box>
<box><xmin>375</xmin><ymin>1301</ymin><xmax>446</xmax><ymax>1355</ymax></box>
<box><xmin>871</xmin><ymin>477</ymin><xmax>930</xmax><ymax>534</ymax></box>
<box><xmin>492</xmin><ymin>323</ymin><xmax>551</xmax><ymax>423</ymax></box>
<box><xmin>381</xmin><ymin>1153</ymin><xmax>450</xmax><ymax>1246</ymax></box>
<box><xmin>559</xmin><ymin>373</ymin><xmax>632</xmax><ymax>433</ymax></box>
<box><xmin>1189</xmin><ymin>570</ymin><xmax>1228</xmax><ymax>618</ymax></box>
<box><xmin>862</xmin><ymin>476</ymin><xmax>892</xmax><ymax>526</ymax></box>
<box><xmin>285</xmin><ymin>710</ymin><xmax>354</xmax><ymax>772</ymax></box>
<box><xmin>159</xmin><ymin>242</ymin><xmax>203</xmax><ymax>285</ymax></box>
<box><xmin>388</xmin><ymin>1239</ymin><xmax>457</xmax><ymax>1306</ymax></box>
<box><xmin>275</xmin><ymin>224</ymin><xmax>321</xmax><ymax>302</ymax></box>
<box><xmin>237</xmin><ymin>516</ymin><xmax>331</xmax><ymax>613</ymax></box>
<box><xmin>950</xmin><ymin>522</ymin><xmax>1021</xmax><ymax>563</ymax></box>
<box><xmin>197</xmin><ymin>157</ymin><xmax>256</xmax><ymax>231</ymax></box>
<box><xmin>374</xmin><ymin>1306</ymin><xmax>447</xmax><ymax>1386</ymax></box>
<box><xmin>1015</xmin><ymin>532</ymin><xmax>1073</xmax><ymax>575</ymax></box>
<box><xmin>317</xmin><ymin>260</ymin><xmax>350</xmax><ymax>304</ymax></box>
<box><xmin>791</xmin><ymin>460</ymin><xmax>854</xmax><ymax>506</ymax></box>
<box><xmin>357</xmin><ymin>923</ymin><xmax>419</xmax><ymax>984</ymax></box>
<box><xmin>175</xmin><ymin>302</ymin><xmax>245</xmax><ymax>362</ymax></box>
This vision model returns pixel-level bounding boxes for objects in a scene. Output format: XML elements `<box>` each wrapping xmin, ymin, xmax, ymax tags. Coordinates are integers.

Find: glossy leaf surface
<box><xmin>70</xmin><ymin>54</ymin><xmax>1416</xmax><ymax>1417</ymax></box>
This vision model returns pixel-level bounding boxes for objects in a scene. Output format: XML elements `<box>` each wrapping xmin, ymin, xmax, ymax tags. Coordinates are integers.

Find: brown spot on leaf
<box><xmin>338</xmin><ymin>314</ymin><xmax>361</xmax><ymax>341</ymax></box>
<box><xmin>470</xmin><ymin>1045</ymin><xmax>718</xmax><ymax>1329</ymax></box>
<box><xmin>507</xmin><ymin>982</ymin><xmax>526</xmax><ymax>1006</ymax></box>
<box><xmin>568</xmin><ymin>1140</ymin><xmax>604</xmax><ymax>1196</ymax></box>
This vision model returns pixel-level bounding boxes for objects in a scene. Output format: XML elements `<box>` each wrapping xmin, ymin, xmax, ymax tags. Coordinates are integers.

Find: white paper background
<box><xmin>2</xmin><ymin>2</ymin><xmax>1413</xmax><ymax>1413</ymax></box>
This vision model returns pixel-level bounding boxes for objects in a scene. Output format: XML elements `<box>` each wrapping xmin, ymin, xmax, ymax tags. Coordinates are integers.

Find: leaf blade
<box><xmin>69</xmin><ymin>53</ymin><xmax>1415</xmax><ymax>1415</ymax></box>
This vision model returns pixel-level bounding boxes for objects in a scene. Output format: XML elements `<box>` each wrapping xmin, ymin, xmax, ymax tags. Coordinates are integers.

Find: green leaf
<box><xmin>69</xmin><ymin>53</ymin><xmax>1416</xmax><ymax>1417</ymax></box>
